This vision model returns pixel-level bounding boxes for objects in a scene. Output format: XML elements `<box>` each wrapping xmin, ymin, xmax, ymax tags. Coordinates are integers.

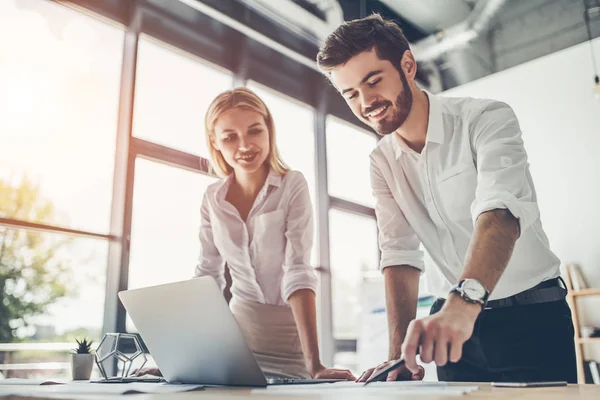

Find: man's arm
<box><xmin>357</xmin><ymin>265</ymin><xmax>424</xmax><ymax>382</ymax></box>
<box><xmin>369</xmin><ymin>152</ymin><xmax>424</xmax><ymax>360</ymax></box>
<box><xmin>356</xmin><ymin>153</ymin><xmax>426</xmax><ymax>382</ymax></box>
<box><xmin>384</xmin><ymin>265</ymin><xmax>420</xmax><ymax>360</ymax></box>
<box><xmin>403</xmin><ymin>208</ymin><xmax>519</xmax><ymax>371</ymax></box>
<box><xmin>458</xmin><ymin>208</ymin><xmax>520</xmax><ymax>293</ymax></box>
<box><xmin>404</xmin><ymin>101</ymin><xmax>532</xmax><ymax>373</ymax></box>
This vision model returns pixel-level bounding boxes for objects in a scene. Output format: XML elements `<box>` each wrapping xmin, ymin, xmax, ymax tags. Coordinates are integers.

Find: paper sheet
<box><xmin>256</xmin><ymin>381</ymin><xmax>478</xmax><ymax>396</ymax></box>
<box><xmin>0</xmin><ymin>378</ymin><xmax>64</xmax><ymax>386</ymax></box>
<box><xmin>0</xmin><ymin>381</ymin><xmax>204</xmax><ymax>396</ymax></box>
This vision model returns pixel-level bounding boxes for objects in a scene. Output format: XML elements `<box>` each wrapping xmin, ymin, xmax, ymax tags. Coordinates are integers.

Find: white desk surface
<box><xmin>2</xmin><ymin>382</ymin><xmax>600</xmax><ymax>400</ymax></box>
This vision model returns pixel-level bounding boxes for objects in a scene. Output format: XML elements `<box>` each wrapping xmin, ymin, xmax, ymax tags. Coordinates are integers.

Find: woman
<box><xmin>193</xmin><ymin>87</ymin><xmax>353</xmax><ymax>380</ymax></box>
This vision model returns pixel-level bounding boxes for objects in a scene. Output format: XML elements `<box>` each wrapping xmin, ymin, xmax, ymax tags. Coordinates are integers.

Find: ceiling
<box><xmin>69</xmin><ymin>0</ymin><xmax>600</xmax><ymax>92</ymax></box>
<box><xmin>380</xmin><ymin>0</ymin><xmax>475</xmax><ymax>33</ymax></box>
<box><xmin>236</xmin><ymin>0</ymin><xmax>600</xmax><ymax>91</ymax></box>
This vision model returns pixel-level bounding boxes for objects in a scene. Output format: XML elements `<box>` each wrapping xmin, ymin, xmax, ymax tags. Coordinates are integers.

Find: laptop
<box><xmin>118</xmin><ymin>277</ymin><xmax>345</xmax><ymax>387</ymax></box>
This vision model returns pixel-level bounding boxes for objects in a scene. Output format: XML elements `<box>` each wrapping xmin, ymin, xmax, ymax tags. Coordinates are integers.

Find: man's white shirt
<box><xmin>370</xmin><ymin>92</ymin><xmax>560</xmax><ymax>300</ymax></box>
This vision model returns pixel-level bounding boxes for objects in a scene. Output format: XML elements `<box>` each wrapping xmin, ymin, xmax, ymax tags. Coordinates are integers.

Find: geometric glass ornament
<box><xmin>95</xmin><ymin>333</ymin><xmax>147</xmax><ymax>381</ymax></box>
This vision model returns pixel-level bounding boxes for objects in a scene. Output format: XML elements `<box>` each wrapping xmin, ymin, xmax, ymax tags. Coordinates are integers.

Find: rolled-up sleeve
<box><xmin>371</xmin><ymin>154</ymin><xmax>424</xmax><ymax>272</ymax></box>
<box><xmin>194</xmin><ymin>192</ymin><xmax>226</xmax><ymax>290</ymax></box>
<box><xmin>470</xmin><ymin>102</ymin><xmax>539</xmax><ymax>232</ymax></box>
<box><xmin>281</xmin><ymin>172</ymin><xmax>318</xmax><ymax>302</ymax></box>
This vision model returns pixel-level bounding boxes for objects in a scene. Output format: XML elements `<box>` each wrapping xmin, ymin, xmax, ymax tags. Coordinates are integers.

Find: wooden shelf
<box><xmin>577</xmin><ymin>338</ymin><xmax>600</xmax><ymax>344</ymax></box>
<box><xmin>571</xmin><ymin>288</ymin><xmax>600</xmax><ymax>297</ymax></box>
<box><xmin>563</xmin><ymin>264</ymin><xmax>598</xmax><ymax>383</ymax></box>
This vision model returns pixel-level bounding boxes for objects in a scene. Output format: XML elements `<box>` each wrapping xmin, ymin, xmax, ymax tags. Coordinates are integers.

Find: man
<box><xmin>317</xmin><ymin>14</ymin><xmax>576</xmax><ymax>383</ymax></box>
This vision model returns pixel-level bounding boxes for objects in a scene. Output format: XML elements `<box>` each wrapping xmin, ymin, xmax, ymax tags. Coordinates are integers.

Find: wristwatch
<box><xmin>449</xmin><ymin>279</ymin><xmax>490</xmax><ymax>308</ymax></box>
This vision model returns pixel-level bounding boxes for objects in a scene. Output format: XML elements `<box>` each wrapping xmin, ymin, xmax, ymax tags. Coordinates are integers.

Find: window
<box><xmin>127</xmin><ymin>158</ymin><xmax>217</xmax><ymax>330</ymax></box>
<box><xmin>246</xmin><ymin>82</ymin><xmax>316</xmax><ymax>199</ymax></box>
<box><xmin>128</xmin><ymin>158</ymin><xmax>218</xmax><ymax>289</ymax></box>
<box><xmin>326</xmin><ymin>116</ymin><xmax>377</xmax><ymax>208</ymax></box>
<box><xmin>132</xmin><ymin>35</ymin><xmax>234</xmax><ymax>157</ymax></box>
<box><xmin>0</xmin><ymin>0</ymin><xmax>124</xmax><ymax>234</ymax></box>
<box><xmin>246</xmin><ymin>81</ymin><xmax>318</xmax><ymax>266</ymax></box>
<box><xmin>328</xmin><ymin>209</ymin><xmax>378</xmax><ymax>339</ymax></box>
<box><xmin>0</xmin><ymin>227</ymin><xmax>108</xmax><ymax>379</ymax></box>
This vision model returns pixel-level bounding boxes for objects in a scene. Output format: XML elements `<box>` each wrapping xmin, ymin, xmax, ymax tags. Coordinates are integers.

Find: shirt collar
<box><xmin>214</xmin><ymin>167</ymin><xmax>282</xmax><ymax>203</ymax></box>
<box><xmin>425</xmin><ymin>91</ymin><xmax>444</xmax><ymax>145</ymax></box>
<box><xmin>265</xmin><ymin>168</ymin><xmax>283</xmax><ymax>188</ymax></box>
<box><xmin>393</xmin><ymin>90</ymin><xmax>445</xmax><ymax>159</ymax></box>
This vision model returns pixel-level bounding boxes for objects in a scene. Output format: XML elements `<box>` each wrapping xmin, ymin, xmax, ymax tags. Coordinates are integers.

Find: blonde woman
<box><xmin>190</xmin><ymin>87</ymin><xmax>354</xmax><ymax>380</ymax></box>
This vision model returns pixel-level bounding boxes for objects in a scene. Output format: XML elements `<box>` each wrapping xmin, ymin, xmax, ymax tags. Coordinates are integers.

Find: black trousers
<box><xmin>430</xmin><ymin>298</ymin><xmax>577</xmax><ymax>383</ymax></box>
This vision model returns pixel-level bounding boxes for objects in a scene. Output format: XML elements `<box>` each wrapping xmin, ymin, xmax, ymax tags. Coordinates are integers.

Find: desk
<box><xmin>3</xmin><ymin>383</ymin><xmax>600</xmax><ymax>400</ymax></box>
<box><xmin>191</xmin><ymin>384</ymin><xmax>598</xmax><ymax>399</ymax></box>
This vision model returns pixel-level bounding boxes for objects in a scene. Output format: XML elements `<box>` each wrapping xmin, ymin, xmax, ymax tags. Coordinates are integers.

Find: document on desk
<box><xmin>0</xmin><ymin>378</ymin><xmax>64</xmax><ymax>385</ymax></box>
<box><xmin>0</xmin><ymin>381</ymin><xmax>204</xmax><ymax>396</ymax></box>
<box><xmin>257</xmin><ymin>381</ymin><xmax>478</xmax><ymax>396</ymax></box>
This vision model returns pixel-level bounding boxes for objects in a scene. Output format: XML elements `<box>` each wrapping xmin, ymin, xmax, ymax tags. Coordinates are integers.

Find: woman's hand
<box><xmin>132</xmin><ymin>367</ymin><xmax>162</xmax><ymax>377</ymax></box>
<box><xmin>310</xmin><ymin>364</ymin><xmax>356</xmax><ymax>380</ymax></box>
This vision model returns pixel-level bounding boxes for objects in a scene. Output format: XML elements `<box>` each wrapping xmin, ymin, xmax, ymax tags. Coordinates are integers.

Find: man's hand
<box><xmin>402</xmin><ymin>294</ymin><xmax>481</xmax><ymax>374</ymax></box>
<box><xmin>310</xmin><ymin>364</ymin><xmax>356</xmax><ymax>380</ymax></box>
<box><xmin>356</xmin><ymin>360</ymin><xmax>424</xmax><ymax>382</ymax></box>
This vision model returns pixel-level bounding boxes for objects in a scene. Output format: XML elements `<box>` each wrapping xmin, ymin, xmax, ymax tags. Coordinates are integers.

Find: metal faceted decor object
<box><xmin>95</xmin><ymin>333</ymin><xmax>147</xmax><ymax>381</ymax></box>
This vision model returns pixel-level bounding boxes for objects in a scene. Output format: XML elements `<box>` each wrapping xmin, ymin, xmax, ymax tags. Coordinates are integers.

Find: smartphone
<box><xmin>491</xmin><ymin>381</ymin><xmax>567</xmax><ymax>388</ymax></box>
<box><xmin>363</xmin><ymin>357</ymin><xmax>407</xmax><ymax>385</ymax></box>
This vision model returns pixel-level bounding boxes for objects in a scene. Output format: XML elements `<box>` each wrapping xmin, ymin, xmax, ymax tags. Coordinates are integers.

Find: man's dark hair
<box><xmin>316</xmin><ymin>13</ymin><xmax>411</xmax><ymax>73</ymax></box>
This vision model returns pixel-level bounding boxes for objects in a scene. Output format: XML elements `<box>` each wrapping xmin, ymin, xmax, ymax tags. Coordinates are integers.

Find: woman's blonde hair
<box><xmin>205</xmin><ymin>87</ymin><xmax>289</xmax><ymax>177</ymax></box>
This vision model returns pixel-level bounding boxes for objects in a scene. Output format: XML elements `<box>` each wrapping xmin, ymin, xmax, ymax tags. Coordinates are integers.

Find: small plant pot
<box><xmin>71</xmin><ymin>353</ymin><xmax>94</xmax><ymax>380</ymax></box>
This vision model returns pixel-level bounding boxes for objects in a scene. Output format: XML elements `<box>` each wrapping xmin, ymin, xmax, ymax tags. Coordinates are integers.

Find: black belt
<box><xmin>485</xmin><ymin>277</ymin><xmax>567</xmax><ymax>309</ymax></box>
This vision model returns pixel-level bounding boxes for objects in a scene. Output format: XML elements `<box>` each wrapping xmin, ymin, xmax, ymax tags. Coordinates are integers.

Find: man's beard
<box><xmin>366</xmin><ymin>71</ymin><xmax>413</xmax><ymax>136</ymax></box>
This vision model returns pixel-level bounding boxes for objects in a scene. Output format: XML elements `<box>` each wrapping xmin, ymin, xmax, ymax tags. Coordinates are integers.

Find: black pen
<box><xmin>363</xmin><ymin>355</ymin><xmax>407</xmax><ymax>386</ymax></box>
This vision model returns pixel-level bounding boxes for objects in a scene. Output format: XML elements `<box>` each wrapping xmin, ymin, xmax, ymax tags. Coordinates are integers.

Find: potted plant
<box><xmin>71</xmin><ymin>338</ymin><xmax>94</xmax><ymax>380</ymax></box>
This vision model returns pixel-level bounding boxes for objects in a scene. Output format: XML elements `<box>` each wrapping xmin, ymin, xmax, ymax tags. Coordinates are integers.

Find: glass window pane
<box><xmin>127</xmin><ymin>158</ymin><xmax>218</xmax><ymax>330</ymax></box>
<box><xmin>329</xmin><ymin>209</ymin><xmax>378</xmax><ymax>339</ymax></box>
<box><xmin>0</xmin><ymin>226</ymin><xmax>107</xmax><ymax>379</ymax></box>
<box><xmin>246</xmin><ymin>81</ymin><xmax>317</xmax><ymax>266</ymax></box>
<box><xmin>129</xmin><ymin>158</ymin><xmax>218</xmax><ymax>288</ymax></box>
<box><xmin>326</xmin><ymin>116</ymin><xmax>377</xmax><ymax>208</ymax></box>
<box><xmin>0</xmin><ymin>0</ymin><xmax>123</xmax><ymax>233</ymax></box>
<box><xmin>132</xmin><ymin>35</ymin><xmax>233</xmax><ymax>156</ymax></box>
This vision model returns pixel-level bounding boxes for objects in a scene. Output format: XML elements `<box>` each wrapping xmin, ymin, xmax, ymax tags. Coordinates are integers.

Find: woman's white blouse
<box><xmin>194</xmin><ymin>170</ymin><xmax>317</xmax><ymax>306</ymax></box>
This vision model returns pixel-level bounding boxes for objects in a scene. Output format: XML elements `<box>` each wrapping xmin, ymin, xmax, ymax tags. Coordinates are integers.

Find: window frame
<box><xmin>0</xmin><ymin>0</ymin><xmax>382</xmax><ymax>369</ymax></box>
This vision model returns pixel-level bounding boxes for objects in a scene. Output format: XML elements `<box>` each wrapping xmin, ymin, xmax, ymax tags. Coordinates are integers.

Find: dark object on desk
<box><xmin>491</xmin><ymin>381</ymin><xmax>567</xmax><ymax>388</ymax></box>
<box><xmin>363</xmin><ymin>356</ymin><xmax>407</xmax><ymax>386</ymax></box>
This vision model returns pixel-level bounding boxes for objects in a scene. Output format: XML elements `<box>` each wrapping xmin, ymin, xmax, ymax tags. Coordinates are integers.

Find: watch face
<box><xmin>462</xmin><ymin>279</ymin><xmax>486</xmax><ymax>300</ymax></box>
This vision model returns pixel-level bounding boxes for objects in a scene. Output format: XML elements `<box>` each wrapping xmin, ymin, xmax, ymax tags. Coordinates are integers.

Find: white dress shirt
<box><xmin>370</xmin><ymin>92</ymin><xmax>561</xmax><ymax>300</ymax></box>
<box><xmin>194</xmin><ymin>169</ymin><xmax>317</xmax><ymax>306</ymax></box>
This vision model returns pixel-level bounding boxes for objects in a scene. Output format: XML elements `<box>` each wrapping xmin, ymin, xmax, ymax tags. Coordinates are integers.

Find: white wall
<box><xmin>443</xmin><ymin>38</ymin><xmax>600</xmax><ymax>360</ymax></box>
